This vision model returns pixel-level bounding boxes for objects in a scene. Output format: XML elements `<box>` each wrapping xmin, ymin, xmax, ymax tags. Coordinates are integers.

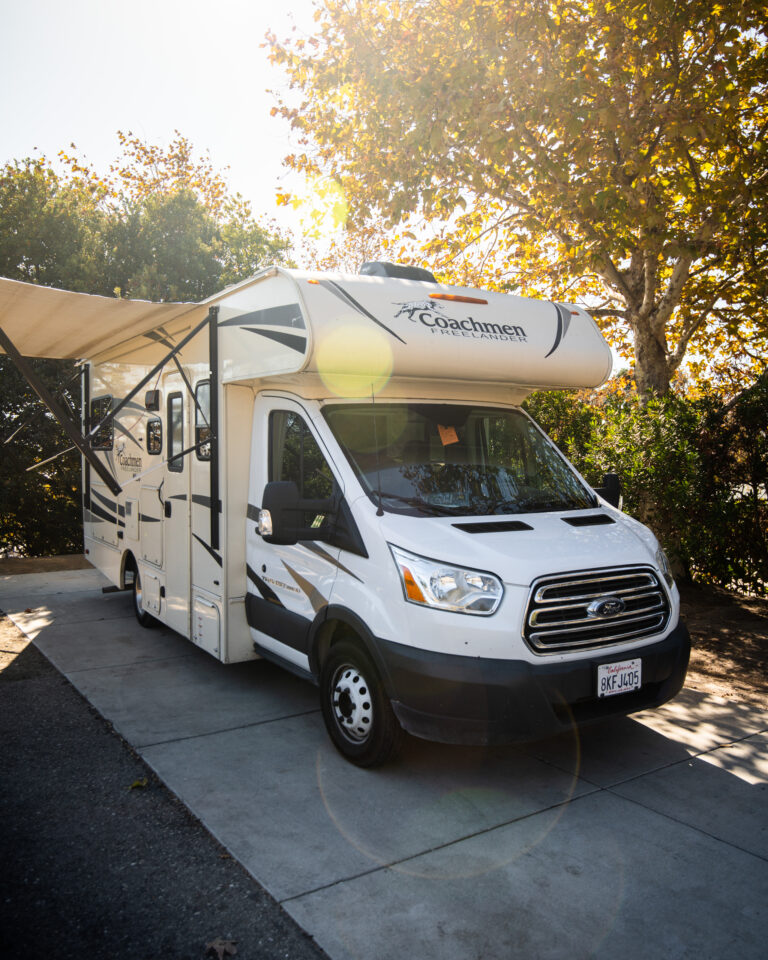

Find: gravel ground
<box><xmin>0</xmin><ymin>615</ymin><xmax>327</xmax><ymax>960</ymax></box>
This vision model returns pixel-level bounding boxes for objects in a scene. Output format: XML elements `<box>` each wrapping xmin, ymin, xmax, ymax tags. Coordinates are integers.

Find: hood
<box><xmin>371</xmin><ymin>506</ymin><xmax>657</xmax><ymax>586</ymax></box>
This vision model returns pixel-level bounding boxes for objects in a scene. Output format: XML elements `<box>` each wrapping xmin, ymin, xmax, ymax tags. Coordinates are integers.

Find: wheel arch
<box><xmin>308</xmin><ymin>605</ymin><xmax>396</xmax><ymax>697</ymax></box>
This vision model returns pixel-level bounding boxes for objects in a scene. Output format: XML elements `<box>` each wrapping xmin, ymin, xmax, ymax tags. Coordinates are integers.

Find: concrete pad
<box><xmin>632</xmin><ymin>687</ymin><xmax>768</xmax><ymax>749</ymax></box>
<box><xmin>699</xmin><ymin>730</ymin><xmax>768</xmax><ymax>784</ymax></box>
<box><xmin>0</xmin><ymin>567</ymin><xmax>107</xmax><ymax>599</ymax></box>
<box><xmin>284</xmin><ymin>790</ymin><xmax>768</xmax><ymax>960</ymax></box>
<box><xmin>69</xmin><ymin>649</ymin><xmax>319</xmax><ymax>747</ymax></box>
<box><xmin>24</xmin><ymin>616</ymin><xmax>194</xmax><ymax>674</ymax></box>
<box><xmin>142</xmin><ymin>716</ymin><xmax>597</xmax><ymax>902</ymax></box>
<box><xmin>4</xmin><ymin>593</ymin><xmax>144</xmax><ymax>641</ymax></box>
<box><xmin>613</xmin><ymin>733</ymin><xmax>768</xmax><ymax>860</ymax></box>
<box><xmin>523</xmin><ymin>689</ymin><xmax>768</xmax><ymax>788</ymax></box>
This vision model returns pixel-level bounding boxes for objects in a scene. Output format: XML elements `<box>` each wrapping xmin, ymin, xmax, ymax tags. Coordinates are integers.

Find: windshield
<box><xmin>322</xmin><ymin>403</ymin><xmax>595</xmax><ymax>517</ymax></box>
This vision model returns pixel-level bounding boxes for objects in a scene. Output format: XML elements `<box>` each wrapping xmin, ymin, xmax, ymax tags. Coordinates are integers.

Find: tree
<box><xmin>0</xmin><ymin>133</ymin><xmax>293</xmax><ymax>555</ymax></box>
<box><xmin>269</xmin><ymin>0</ymin><xmax>768</xmax><ymax>396</ymax></box>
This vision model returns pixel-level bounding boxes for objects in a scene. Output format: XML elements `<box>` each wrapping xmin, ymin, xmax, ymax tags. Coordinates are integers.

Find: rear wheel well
<box><xmin>121</xmin><ymin>551</ymin><xmax>138</xmax><ymax>590</ymax></box>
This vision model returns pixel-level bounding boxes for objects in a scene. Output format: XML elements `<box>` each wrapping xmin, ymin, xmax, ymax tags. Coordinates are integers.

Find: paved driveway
<box><xmin>2</xmin><ymin>567</ymin><xmax>767</xmax><ymax>959</ymax></box>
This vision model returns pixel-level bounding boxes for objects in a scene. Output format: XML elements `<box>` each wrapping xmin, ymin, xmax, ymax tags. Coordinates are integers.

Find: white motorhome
<box><xmin>0</xmin><ymin>263</ymin><xmax>689</xmax><ymax>765</ymax></box>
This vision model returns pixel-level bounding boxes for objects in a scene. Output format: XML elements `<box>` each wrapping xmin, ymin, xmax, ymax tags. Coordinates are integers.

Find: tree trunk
<box><xmin>632</xmin><ymin>321</ymin><xmax>671</xmax><ymax>398</ymax></box>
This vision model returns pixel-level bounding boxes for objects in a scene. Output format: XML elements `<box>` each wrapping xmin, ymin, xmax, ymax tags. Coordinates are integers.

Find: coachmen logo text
<box><xmin>394</xmin><ymin>300</ymin><xmax>527</xmax><ymax>343</ymax></box>
<box><xmin>118</xmin><ymin>453</ymin><xmax>143</xmax><ymax>472</ymax></box>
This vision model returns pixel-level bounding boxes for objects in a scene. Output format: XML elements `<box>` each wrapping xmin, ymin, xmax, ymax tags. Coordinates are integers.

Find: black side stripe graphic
<box><xmin>192</xmin><ymin>534</ymin><xmax>223</xmax><ymax>567</ymax></box>
<box><xmin>318</xmin><ymin>280</ymin><xmax>407</xmax><ymax>344</ymax></box>
<box><xmin>169</xmin><ymin>493</ymin><xmax>222</xmax><ymax>511</ymax></box>
<box><xmin>246</xmin><ymin>564</ymin><xmax>283</xmax><ymax>606</ymax></box>
<box><xmin>299</xmin><ymin>541</ymin><xmax>364</xmax><ymax>583</ymax></box>
<box><xmin>91</xmin><ymin>489</ymin><xmax>117</xmax><ymax>513</ymax></box>
<box><xmin>247</xmin><ymin>502</ymin><xmax>260</xmax><ymax>522</ymax></box>
<box><xmin>87</xmin><ymin>501</ymin><xmax>118</xmax><ymax>525</ymax></box>
<box><xmin>219</xmin><ymin>304</ymin><xmax>305</xmax><ymax>330</ymax></box>
<box><xmin>545</xmin><ymin>303</ymin><xmax>573</xmax><ymax>358</ymax></box>
<box><xmin>139</xmin><ymin>514</ymin><xmax>161</xmax><ymax>524</ymax></box>
<box><xmin>242</xmin><ymin>328</ymin><xmax>307</xmax><ymax>353</ymax></box>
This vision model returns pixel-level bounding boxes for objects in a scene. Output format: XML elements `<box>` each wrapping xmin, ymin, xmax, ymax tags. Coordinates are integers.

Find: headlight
<box><xmin>655</xmin><ymin>546</ymin><xmax>674</xmax><ymax>588</ymax></box>
<box><xmin>389</xmin><ymin>545</ymin><xmax>504</xmax><ymax>615</ymax></box>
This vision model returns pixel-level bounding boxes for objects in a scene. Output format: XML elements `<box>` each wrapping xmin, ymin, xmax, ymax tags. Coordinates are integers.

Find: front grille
<box><xmin>524</xmin><ymin>566</ymin><xmax>670</xmax><ymax>653</ymax></box>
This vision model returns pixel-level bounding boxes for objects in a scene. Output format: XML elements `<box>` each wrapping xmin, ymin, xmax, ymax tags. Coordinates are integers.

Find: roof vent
<box><xmin>359</xmin><ymin>261</ymin><xmax>437</xmax><ymax>283</ymax></box>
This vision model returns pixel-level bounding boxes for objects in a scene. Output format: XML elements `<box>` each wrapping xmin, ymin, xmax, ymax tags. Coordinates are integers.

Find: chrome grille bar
<box><xmin>524</xmin><ymin>566</ymin><xmax>670</xmax><ymax>654</ymax></box>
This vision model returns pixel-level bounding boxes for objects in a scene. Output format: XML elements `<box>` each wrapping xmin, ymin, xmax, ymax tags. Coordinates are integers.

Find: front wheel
<box><xmin>132</xmin><ymin>566</ymin><xmax>157</xmax><ymax>629</ymax></box>
<box><xmin>320</xmin><ymin>640</ymin><xmax>404</xmax><ymax>767</ymax></box>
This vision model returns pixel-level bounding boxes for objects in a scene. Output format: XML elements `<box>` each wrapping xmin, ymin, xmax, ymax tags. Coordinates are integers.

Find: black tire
<box><xmin>320</xmin><ymin>639</ymin><xmax>405</xmax><ymax>767</ymax></box>
<box><xmin>131</xmin><ymin>565</ymin><xmax>157</xmax><ymax>629</ymax></box>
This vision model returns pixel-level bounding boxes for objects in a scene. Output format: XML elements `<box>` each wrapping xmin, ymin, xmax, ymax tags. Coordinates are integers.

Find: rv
<box><xmin>0</xmin><ymin>263</ymin><xmax>690</xmax><ymax>765</ymax></box>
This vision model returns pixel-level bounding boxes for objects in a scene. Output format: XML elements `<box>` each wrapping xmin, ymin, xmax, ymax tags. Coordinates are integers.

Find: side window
<box><xmin>147</xmin><ymin>418</ymin><xmax>162</xmax><ymax>455</ymax></box>
<box><xmin>269</xmin><ymin>410</ymin><xmax>333</xmax><ymax>500</ymax></box>
<box><xmin>167</xmin><ymin>393</ymin><xmax>184</xmax><ymax>473</ymax></box>
<box><xmin>90</xmin><ymin>396</ymin><xmax>113</xmax><ymax>450</ymax></box>
<box><xmin>195</xmin><ymin>381</ymin><xmax>211</xmax><ymax>461</ymax></box>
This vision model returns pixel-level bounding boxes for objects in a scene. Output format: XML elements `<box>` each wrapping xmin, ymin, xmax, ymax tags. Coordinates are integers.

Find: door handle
<box><xmin>164</xmin><ymin>501</ymin><xmax>172</xmax><ymax>518</ymax></box>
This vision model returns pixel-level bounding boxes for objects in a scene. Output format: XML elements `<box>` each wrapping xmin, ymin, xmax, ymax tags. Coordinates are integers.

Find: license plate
<box><xmin>597</xmin><ymin>658</ymin><xmax>641</xmax><ymax>698</ymax></box>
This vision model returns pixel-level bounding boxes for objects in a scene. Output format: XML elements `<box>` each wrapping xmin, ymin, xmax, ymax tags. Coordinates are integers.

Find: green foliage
<box><xmin>0</xmin><ymin>133</ymin><xmax>293</xmax><ymax>556</ymax></box>
<box><xmin>0</xmin><ymin>357</ymin><xmax>82</xmax><ymax>556</ymax></box>
<box><xmin>270</xmin><ymin>0</ymin><xmax>768</xmax><ymax>396</ymax></box>
<box><xmin>525</xmin><ymin>378</ymin><xmax>768</xmax><ymax>594</ymax></box>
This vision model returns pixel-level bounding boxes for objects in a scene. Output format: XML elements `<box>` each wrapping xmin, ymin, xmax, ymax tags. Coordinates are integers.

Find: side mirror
<box><xmin>258</xmin><ymin>481</ymin><xmax>335</xmax><ymax>545</ymax></box>
<box><xmin>594</xmin><ymin>473</ymin><xmax>621</xmax><ymax>508</ymax></box>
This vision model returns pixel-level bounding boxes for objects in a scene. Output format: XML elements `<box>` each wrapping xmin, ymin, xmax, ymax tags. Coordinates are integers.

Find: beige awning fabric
<box><xmin>0</xmin><ymin>277</ymin><xmax>205</xmax><ymax>360</ymax></box>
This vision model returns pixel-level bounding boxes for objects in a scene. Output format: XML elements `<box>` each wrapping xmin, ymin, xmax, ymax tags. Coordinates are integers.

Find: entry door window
<box><xmin>167</xmin><ymin>393</ymin><xmax>184</xmax><ymax>472</ymax></box>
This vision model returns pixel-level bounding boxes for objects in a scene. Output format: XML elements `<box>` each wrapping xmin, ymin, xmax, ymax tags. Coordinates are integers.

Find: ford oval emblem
<box><xmin>587</xmin><ymin>596</ymin><xmax>626</xmax><ymax>619</ymax></box>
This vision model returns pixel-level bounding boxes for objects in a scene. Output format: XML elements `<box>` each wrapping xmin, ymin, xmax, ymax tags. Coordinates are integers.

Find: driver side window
<box><xmin>269</xmin><ymin>410</ymin><xmax>334</xmax><ymax>500</ymax></box>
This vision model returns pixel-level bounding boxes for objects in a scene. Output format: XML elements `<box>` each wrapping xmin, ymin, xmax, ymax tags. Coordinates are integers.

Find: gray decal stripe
<box><xmin>193</xmin><ymin>534</ymin><xmax>223</xmax><ymax>567</ymax></box>
<box><xmin>299</xmin><ymin>541</ymin><xmax>364</xmax><ymax>583</ymax></box>
<box><xmin>246</xmin><ymin>564</ymin><xmax>283</xmax><ymax>606</ymax></box>
<box><xmin>319</xmin><ymin>280</ymin><xmax>407</xmax><ymax>344</ymax></box>
<box><xmin>219</xmin><ymin>303</ymin><xmax>305</xmax><ymax>330</ymax></box>
<box><xmin>247</xmin><ymin>503</ymin><xmax>260</xmax><ymax>522</ymax></box>
<box><xmin>139</xmin><ymin>514</ymin><xmax>161</xmax><ymax>523</ymax></box>
<box><xmin>242</xmin><ymin>328</ymin><xmax>307</xmax><ymax>353</ymax></box>
<box><xmin>282</xmin><ymin>562</ymin><xmax>328</xmax><ymax>614</ymax></box>
<box><xmin>114</xmin><ymin>421</ymin><xmax>144</xmax><ymax>451</ymax></box>
<box><xmin>545</xmin><ymin>303</ymin><xmax>573</xmax><ymax>358</ymax></box>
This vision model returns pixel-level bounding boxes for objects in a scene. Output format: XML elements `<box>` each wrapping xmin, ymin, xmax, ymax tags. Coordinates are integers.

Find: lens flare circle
<box><xmin>315</xmin><ymin>321</ymin><xmax>393</xmax><ymax>398</ymax></box>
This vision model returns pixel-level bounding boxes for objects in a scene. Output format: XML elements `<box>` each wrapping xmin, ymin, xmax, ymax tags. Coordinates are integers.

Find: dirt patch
<box><xmin>0</xmin><ymin>554</ymin><xmax>92</xmax><ymax>576</ymax></box>
<box><xmin>680</xmin><ymin>583</ymin><xmax>768</xmax><ymax>711</ymax></box>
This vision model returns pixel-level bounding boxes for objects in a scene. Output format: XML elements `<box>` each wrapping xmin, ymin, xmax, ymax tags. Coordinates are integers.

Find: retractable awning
<box><xmin>0</xmin><ymin>276</ymin><xmax>199</xmax><ymax>360</ymax></box>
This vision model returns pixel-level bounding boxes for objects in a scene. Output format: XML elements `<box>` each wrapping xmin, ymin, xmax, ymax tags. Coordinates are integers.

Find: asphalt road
<box><xmin>0</xmin><ymin>620</ymin><xmax>328</xmax><ymax>960</ymax></box>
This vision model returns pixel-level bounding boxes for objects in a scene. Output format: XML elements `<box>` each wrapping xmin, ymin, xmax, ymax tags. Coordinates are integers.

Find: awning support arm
<box><xmin>0</xmin><ymin>325</ymin><xmax>122</xmax><ymax>497</ymax></box>
<box><xmin>87</xmin><ymin>311</ymin><xmax>212</xmax><ymax>443</ymax></box>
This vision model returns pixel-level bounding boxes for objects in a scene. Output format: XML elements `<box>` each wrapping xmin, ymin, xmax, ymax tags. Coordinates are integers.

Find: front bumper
<box><xmin>375</xmin><ymin>620</ymin><xmax>691</xmax><ymax>746</ymax></box>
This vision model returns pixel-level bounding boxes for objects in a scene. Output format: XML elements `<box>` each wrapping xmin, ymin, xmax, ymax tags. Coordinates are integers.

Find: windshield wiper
<box><xmin>379</xmin><ymin>492</ymin><xmax>463</xmax><ymax>516</ymax></box>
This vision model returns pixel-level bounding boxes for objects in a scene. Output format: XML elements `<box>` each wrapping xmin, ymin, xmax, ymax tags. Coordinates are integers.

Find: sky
<box><xmin>0</xmin><ymin>0</ymin><xmax>321</xmax><ymax>236</ymax></box>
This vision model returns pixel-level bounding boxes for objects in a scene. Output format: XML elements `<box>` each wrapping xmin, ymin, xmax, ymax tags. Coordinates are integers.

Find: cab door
<box><xmin>246</xmin><ymin>395</ymin><xmax>343</xmax><ymax>673</ymax></box>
